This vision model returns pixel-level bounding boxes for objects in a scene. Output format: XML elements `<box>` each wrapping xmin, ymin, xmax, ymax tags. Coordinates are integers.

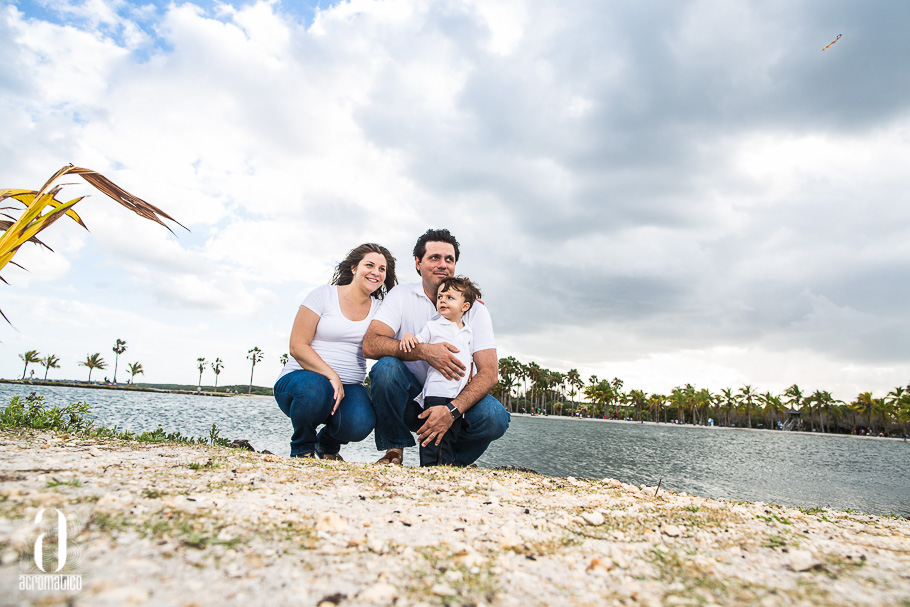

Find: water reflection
<box><xmin>2</xmin><ymin>385</ymin><xmax>907</xmax><ymax>516</ymax></box>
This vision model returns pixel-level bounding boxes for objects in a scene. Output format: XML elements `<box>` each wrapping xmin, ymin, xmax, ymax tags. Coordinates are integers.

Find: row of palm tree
<box><xmin>493</xmin><ymin>356</ymin><xmax>910</xmax><ymax>436</ymax></box>
<box><xmin>195</xmin><ymin>347</ymin><xmax>269</xmax><ymax>394</ymax></box>
<box><xmin>18</xmin><ymin>347</ymin><xmax>144</xmax><ymax>384</ymax></box>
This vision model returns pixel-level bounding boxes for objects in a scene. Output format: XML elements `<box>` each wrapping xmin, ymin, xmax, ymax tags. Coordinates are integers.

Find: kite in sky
<box><xmin>822</xmin><ymin>34</ymin><xmax>842</xmax><ymax>51</ymax></box>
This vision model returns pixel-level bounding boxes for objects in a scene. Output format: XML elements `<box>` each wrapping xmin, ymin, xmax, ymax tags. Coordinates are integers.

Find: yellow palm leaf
<box><xmin>1</xmin><ymin>164</ymin><xmax>185</xmax><ymax>325</ymax></box>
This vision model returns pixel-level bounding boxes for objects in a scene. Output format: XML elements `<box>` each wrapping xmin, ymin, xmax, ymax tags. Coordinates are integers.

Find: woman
<box><xmin>274</xmin><ymin>243</ymin><xmax>397</xmax><ymax>459</ymax></box>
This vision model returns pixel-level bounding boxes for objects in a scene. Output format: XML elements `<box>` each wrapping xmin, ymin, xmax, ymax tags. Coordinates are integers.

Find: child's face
<box><xmin>436</xmin><ymin>285</ymin><xmax>470</xmax><ymax>322</ymax></box>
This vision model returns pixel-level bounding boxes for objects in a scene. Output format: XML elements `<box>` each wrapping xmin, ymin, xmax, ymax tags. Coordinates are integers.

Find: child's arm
<box><xmin>399</xmin><ymin>332</ymin><xmax>419</xmax><ymax>353</ymax></box>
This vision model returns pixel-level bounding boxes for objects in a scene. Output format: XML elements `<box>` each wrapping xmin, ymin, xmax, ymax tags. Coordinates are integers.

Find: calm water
<box><xmin>3</xmin><ymin>384</ymin><xmax>908</xmax><ymax>517</ymax></box>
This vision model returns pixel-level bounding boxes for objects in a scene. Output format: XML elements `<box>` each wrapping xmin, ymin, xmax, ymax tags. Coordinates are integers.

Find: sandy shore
<box><xmin>1</xmin><ymin>429</ymin><xmax>909</xmax><ymax>606</ymax></box>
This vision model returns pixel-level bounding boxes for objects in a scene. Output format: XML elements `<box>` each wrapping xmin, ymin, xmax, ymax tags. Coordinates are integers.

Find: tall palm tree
<box><xmin>19</xmin><ymin>350</ymin><xmax>41</xmax><ymax>379</ymax></box>
<box><xmin>247</xmin><ymin>347</ymin><xmax>264</xmax><ymax>394</ymax></box>
<box><xmin>279</xmin><ymin>353</ymin><xmax>289</xmax><ymax>366</ymax></box>
<box><xmin>40</xmin><ymin>354</ymin><xmax>60</xmax><ymax>381</ymax></box>
<box><xmin>111</xmin><ymin>338</ymin><xmax>127</xmax><ymax>383</ymax></box>
<box><xmin>211</xmin><ymin>358</ymin><xmax>224</xmax><ymax>390</ymax></box>
<box><xmin>784</xmin><ymin>384</ymin><xmax>806</xmax><ymax>429</ymax></box>
<box><xmin>196</xmin><ymin>357</ymin><xmax>207</xmax><ymax>390</ymax></box>
<box><xmin>628</xmin><ymin>389</ymin><xmax>647</xmax><ymax>422</ymax></box>
<box><xmin>720</xmin><ymin>388</ymin><xmax>736</xmax><ymax>427</ymax></box>
<box><xmin>760</xmin><ymin>392</ymin><xmax>785</xmax><ymax>429</ymax></box>
<box><xmin>737</xmin><ymin>385</ymin><xmax>757</xmax><ymax>428</ymax></box>
<box><xmin>127</xmin><ymin>362</ymin><xmax>144</xmax><ymax>383</ymax></box>
<box><xmin>79</xmin><ymin>353</ymin><xmax>106</xmax><ymax>382</ymax></box>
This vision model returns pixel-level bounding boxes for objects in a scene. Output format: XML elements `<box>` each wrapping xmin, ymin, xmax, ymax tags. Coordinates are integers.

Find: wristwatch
<box><xmin>445</xmin><ymin>403</ymin><xmax>462</xmax><ymax>421</ymax></box>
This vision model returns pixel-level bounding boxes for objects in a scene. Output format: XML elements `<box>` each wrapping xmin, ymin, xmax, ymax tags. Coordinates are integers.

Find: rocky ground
<box><xmin>1</xmin><ymin>429</ymin><xmax>909</xmax><ymax>607</ymax></box>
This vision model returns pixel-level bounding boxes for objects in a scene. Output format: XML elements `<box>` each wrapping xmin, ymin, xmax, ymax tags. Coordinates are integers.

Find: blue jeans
<box><xmin>369</xmin><ymin>356</ymin><xmax>510</xmax><ymax>466</ymax></box>
<box><xmin>274</xmin><ymin>370</ymin><xmax>375</xmax><ymax>457</ymax></box>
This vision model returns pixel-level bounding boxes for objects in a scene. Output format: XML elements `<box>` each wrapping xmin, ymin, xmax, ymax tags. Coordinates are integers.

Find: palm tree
<box><xmin>1</xmin><ymin>165</ymin><xmax>184</xmax><ymax>323</ymax></box>
<box><xmin>279</xmin><ymin>353</ymin><xmax>289</xmax><ymax>366</ymax></box>
<box><xmin>79</xmin><ymin>353</ymin><xmax>106</xmax><ymax>382</ymax></box>
<box><xmin>628</xmin><ymin>389</ymin><xmax>647</xmax><ymax>422</ymax></box>
<box><xmin>720</xmin><ymin>388</ymin><xmax>736</xmax><ymax>427</ymax></box>
<box><xmin>19</xmin><ymin>350</ymin><xmax>41</xmax><ymax>379</ymax></box>
<box><xmin>196</xmin><ymin>357</ymin><xmax>207</xmax><ymax>390</ymax></box>
<box><xmin>737</xmin><ymin>385</ymin><xmax>757</xmax><ymax>428</ymax></box>
<box><xmin>40</xmin><ymin>354</ymin><xmax>60</xmax><ymax>381</ymax></box>
<box><xmin>760</xmin><ymin>391</ymin><xmax>785</xmax><ymax>429</ymax></box>
<box><xmin>247</xmin><ymin>347</ymin><xmax>264</xmax><ymax>394</ymax></box>
<box><xmin>784</xmin><ymin>384</ymin><xmax>806</xmax><ymax>429</ymax></box>
<box><xmin>127</xmin><ymin>362</ymin><xmax>144</xmax><ymax>383</ymax></box>
<box><xmin>211</xmin><ymin>358</ymin><xmax>224</xmax><ymax>390</ymax></box>
<box><xmin>112</xmin><ymin>338</ymin><xmax>127</xmax><ymax>383</ymax></box>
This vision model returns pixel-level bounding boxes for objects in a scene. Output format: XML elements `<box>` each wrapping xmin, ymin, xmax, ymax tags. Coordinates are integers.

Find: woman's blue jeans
<box><xmin>274</xmin><ymin>370</ymin><xmax>375</xmax><ymax>457</ymax></box>
<box><xmin>369</xmin><ymin>356</ymin><xmax>510</xmax><ymax>466</ymax></box>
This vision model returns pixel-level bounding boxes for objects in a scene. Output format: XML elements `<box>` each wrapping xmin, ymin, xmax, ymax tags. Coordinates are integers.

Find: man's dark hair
<box><xmin>412</xmin><ymin>228</ymin><xmax>460</xmax><ymax>264</ymax></box>
<box><xmin>438</xmin><ymin>276</ymin><xmax>482</xmax><ymax>311</ymax></box>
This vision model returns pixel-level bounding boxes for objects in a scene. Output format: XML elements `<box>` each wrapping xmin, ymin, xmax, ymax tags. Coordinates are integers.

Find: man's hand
<box><xmin>421</xmin><ymin>342</ymin><xmax>466</xmax><ymax>381</ymax></box>
<box><xmin>417</xmin><ymin>405</ymin><xmax>454</xmax><ymax>447</ymax></box>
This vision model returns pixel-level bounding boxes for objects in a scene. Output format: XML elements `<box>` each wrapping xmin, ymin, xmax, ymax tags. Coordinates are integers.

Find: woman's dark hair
<box><xmin>412</xmin><ymin>228</ymin><xmax>460</xmax><ymax>266</ymax></box>
<box><xmin>331</xmin><ymin>243</ymin><xmax>397</xmax><ymax>299</ymax></box>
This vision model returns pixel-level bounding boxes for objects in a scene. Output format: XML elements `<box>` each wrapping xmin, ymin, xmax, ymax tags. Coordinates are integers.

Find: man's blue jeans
<box><xmin>274</xmin><ymin>370</ymin><xmax>375</xmax><ymax>457</ymax></box>
<box><xmin>369</xmin><ymin>356</ymin><xmax>510</xmax><ymax>466</ymax></box>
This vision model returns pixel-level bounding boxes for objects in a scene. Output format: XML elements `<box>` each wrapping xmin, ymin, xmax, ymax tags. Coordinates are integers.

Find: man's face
<box><xmin>416</xmin><ymin>241</ymin><xmax>456</xmax><ymax>291</ymax></box>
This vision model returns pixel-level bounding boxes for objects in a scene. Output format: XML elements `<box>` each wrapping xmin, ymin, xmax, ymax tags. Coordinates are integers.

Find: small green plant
<box><xmin>764</xmin><ymin>535</ymin><xmax>787</xmax><ymax>548</ymax></box>
<box><xmin>1</xmin><ymin>395</ymin><xmax>237</xmax><ymax>449</ymax></box>
<box><xmin>46</xmin><ymin>477</ymin><xmax>81</xmax><ymax>488</ymax></box>
<box><xmin>0</xmin><ymin>393</ymin><xmax>94</xmax><ymax>432</ymax></box>
<box><xmin>187</xmin><ymin>459</ymin><xmax>220</xmax><ymax>471</ymax></box>
<box><xmin>798</xmin><ymin>506</ymin><xmax>825</xmax><ymax>515</ymax></box>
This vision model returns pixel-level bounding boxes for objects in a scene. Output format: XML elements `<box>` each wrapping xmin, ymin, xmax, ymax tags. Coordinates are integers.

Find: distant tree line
<box><xmin>493</xmin><ymin>356</ymin><xmax>910</xmax><ymax>437</ymax></box>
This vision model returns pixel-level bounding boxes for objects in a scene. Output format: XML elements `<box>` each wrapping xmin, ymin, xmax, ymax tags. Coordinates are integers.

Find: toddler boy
<box><xmin>399</xmin><ymin>276</ymin><xmax>481</xmax><ymax>466</ymax></box>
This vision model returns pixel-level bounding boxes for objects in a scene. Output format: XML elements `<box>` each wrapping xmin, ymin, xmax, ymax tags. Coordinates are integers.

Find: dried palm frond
<box><xmin>1</xmin><ymin>164</ymin><xmax>186</xmax><ymax>325</ymax></box>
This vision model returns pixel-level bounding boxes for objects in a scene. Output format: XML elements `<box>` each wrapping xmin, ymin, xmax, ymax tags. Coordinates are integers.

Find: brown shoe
<box><xmin>375</xmin><ymin>449</ymin><xmax>403</xmax><ymax>465</ymax></box>
<box><xmin>321</xmin><ymin>453</ymin><xmax>344</xmax><ymax>461</ymax></box>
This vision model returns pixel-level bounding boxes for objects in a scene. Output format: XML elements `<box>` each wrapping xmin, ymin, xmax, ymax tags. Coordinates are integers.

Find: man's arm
<box><xmin>363</xmin><ymin>320</ymin><xmax>467</xmax><ymax>380</ymax></box>
<box><xmin>416</xmin><ymin>348</ymin><xmax>498</xmax><ymax>446</ymax></box>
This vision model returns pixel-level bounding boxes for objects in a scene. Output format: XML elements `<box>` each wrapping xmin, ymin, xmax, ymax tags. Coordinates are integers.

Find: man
<box><xmin>363</xmin><ymin>228</ymin><xmax>510</xmax><ymax>465</ymax></box>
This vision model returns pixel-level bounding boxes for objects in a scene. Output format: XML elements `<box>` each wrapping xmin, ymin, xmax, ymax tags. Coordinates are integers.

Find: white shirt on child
<box><xmin>413</xmin><ymin>315</ymin><xmax>475</xmax><ymax>407</ymax></box>
<box><xmin>372</xmin><ymin>282</ymin><xmax>496</xmax><ymax>384</ymax></box>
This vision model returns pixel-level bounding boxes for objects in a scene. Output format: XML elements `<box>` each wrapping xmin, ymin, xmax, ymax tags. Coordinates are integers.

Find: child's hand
<box><xmin>399</xmin><ymin>333</ymin><xmax>418</xmax><ymax>352</ymax></box>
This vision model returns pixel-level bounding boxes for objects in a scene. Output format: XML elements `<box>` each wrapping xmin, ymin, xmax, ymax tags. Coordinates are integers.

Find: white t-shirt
<box><xmin>277</xmin><ymin>284</ymin><xmax>381</xmax><ymax>384</ymax></box>
<box><xmin>414</xmin><ymin>316</ymin><xmax>475</xmax><ymax>407</ymax></box>
<box><xmin>372</xmin><ymin>282</ymin><xmax>496</xmax><ymax>384</ymax></box>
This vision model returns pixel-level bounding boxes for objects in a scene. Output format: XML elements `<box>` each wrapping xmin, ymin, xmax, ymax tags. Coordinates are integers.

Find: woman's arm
<box><xmin>289</xmin><ymin>306</ymin><xmax>345</xmax><ymax>413</ymax></box>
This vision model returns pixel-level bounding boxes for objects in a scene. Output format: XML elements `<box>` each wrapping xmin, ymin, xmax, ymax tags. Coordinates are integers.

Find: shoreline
<box><xmin>2</xmin><ymin>429</ymin><xmax>909</xmax><ymax>606</ymax></box>
<box><xmin>0</xmin><ymin>378</ymin><xmax>233</xmax><ymax>398</ymax></box>
<box><xmin>509</xmin><ymin>412</ymin><xmax>909</xmax><ymax>442</ymax></box>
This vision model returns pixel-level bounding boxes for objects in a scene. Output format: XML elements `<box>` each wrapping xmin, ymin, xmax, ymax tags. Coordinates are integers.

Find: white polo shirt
<box><xmin>372</xmin><ymin>282</ymin><xmax>496</xmax><ymax>384</ymax></box>
<box><xmin>413</xmin><ymin>316</ymin><xmax>475</xmax><ymax>407</ymax></box>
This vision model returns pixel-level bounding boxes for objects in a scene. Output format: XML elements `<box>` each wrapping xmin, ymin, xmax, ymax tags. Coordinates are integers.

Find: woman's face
<box><xmin>353</xmin><ymin>252</ymin><xmax>388</xmax><ymax>293</ymax></box>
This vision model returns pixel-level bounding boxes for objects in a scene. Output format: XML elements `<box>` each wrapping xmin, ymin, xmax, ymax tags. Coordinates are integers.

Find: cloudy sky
<box><xmin>2</xmin><ymin>0</ymin><xmax>908</xmax><ymax>401</ymax></box>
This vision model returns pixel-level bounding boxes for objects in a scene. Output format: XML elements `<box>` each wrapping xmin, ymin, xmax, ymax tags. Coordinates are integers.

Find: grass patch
<box><xmin>1</xmin><ymin>393</ymin><xmax>236</xmax><ymax>448</ymax></box>
<box><xmin>46</xmin><ymin>477</ymin><xmax>81</xmax><ymax>488</ymax></box>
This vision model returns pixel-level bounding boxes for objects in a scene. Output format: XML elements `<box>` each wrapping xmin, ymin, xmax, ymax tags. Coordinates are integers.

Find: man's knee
<box><xmin>369</xmin><ymin>356</ymin><xmax>406</xmax><ymax>384</ymax></box>
<box><xmin>469</xmin><ymin>396</ymin><xmax>510</xmax><ymax>439</ymax></box>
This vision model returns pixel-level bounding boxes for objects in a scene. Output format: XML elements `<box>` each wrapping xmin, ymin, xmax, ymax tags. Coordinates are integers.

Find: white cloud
<box><xmin>2</xmin><ymin>0</ymin><xmax>909</xmax><ymax>400</ymax></box>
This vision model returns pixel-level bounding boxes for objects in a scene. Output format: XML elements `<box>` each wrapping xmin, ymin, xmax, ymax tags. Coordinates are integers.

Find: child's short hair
<box><xmin>438</xmin><ymin>276</ymin><xmax>482</xmax><ymax>310</ymax></box>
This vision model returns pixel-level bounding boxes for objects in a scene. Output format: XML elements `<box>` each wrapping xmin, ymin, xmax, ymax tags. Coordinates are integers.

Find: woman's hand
<box><xmin>330</xmin><ymin>375</ymin><xmax>345</xmax><ymax>414</ymax></box>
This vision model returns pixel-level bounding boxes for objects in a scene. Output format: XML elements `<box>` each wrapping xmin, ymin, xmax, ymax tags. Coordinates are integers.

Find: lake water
<box><xmin>3</xmin><ymin>384</ymin><xmax>908</xmax><ymax>517</ymax></box>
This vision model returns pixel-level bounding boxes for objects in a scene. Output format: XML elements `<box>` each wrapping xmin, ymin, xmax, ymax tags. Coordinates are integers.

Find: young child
<box><xmin>399</xmin><ymin>276</ymin><xmax>482</xmax><ymax>466</ymax></box>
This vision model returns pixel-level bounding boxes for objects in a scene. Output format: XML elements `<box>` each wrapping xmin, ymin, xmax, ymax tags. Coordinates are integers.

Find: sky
<box><xmin>1</xmin><ymin>0</ymin><xmax>909</xmax><ymax>402</ymax></box>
